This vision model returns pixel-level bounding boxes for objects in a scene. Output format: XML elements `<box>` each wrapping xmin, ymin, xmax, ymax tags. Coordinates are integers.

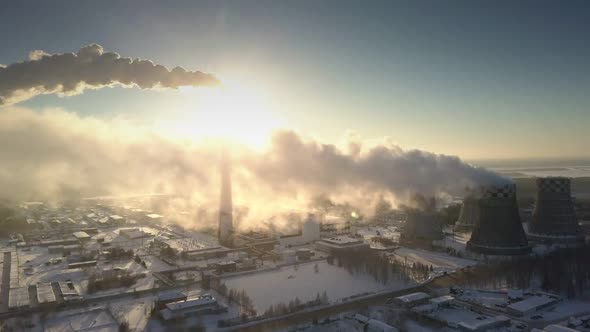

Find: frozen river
<box><xmin>223</xmin><ymin>260</ymin><xmax>415</xmax><ymax>311</ymax></box>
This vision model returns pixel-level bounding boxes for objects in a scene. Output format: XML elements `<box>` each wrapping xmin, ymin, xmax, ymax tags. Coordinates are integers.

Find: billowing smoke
<box><xmin>0</xmin><ymin>107</ymin><xmax>509</xmax><ymax>229</ymax></box>
<box><xmin>0</xmin><ymin>44</ymin><xmax>218</xmax><ymax>106</ymax></box>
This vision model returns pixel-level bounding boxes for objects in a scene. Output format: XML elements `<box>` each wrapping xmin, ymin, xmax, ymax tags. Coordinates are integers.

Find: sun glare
<box><xmin>162</xmin><ymin>79</ymin><xmax>282</xmax><ymax>148</ymax></box>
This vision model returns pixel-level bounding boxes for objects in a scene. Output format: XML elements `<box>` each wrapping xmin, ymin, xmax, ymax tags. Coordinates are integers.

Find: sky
<box><xmin>1</xmin><ymin>0</ymin><xmax>589</xmax><ymax>160</ymax></box>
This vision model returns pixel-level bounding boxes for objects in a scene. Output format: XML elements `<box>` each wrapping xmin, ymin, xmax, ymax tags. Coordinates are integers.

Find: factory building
<box><xmin>467</xmin><ymin>184</ymin><xmax>531</xmax><ymax>256</ymax></box>
<box><xmin>160</xmin><ymin>294</ymin><xmax>224</xmax><ymax>320</ymax></box>
<box><xmin>36</xmin><ymin>282</ymin><xmax>57</xmax><ymax>307</ymax></box>
<box><xmin>505</xmin><ymin>294</ymin><xmax>560</xmax><ymax>317</ymax></box>
<box><xmin>454</xmin><ymin>197</ymin><xmax>479</xmax><ymax>233</ymax></box>
<box><xmin>527</xmin><ymin>177</ymin><xmax>584</xmax><ymax>247</ymax></box>
<box><xmin>315</xmin><ymin>236</ymin><xmax>370</xmax><ymax>254</ymax></box>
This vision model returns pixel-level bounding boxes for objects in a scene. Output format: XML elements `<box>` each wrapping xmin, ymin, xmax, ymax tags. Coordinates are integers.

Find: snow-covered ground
<box><xmin>223</xmin><ymin>260</ymin><xmax>415</xmax><ymax>311</ymax></box>
<box><xmin>392</xmin><ymin>247</ymin><xmax>477</xmax><ymax>273</ymax></box>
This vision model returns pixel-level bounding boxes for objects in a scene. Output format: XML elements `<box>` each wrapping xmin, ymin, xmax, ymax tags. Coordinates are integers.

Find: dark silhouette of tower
<box><xmin>400</xmin><ymin>196</ymin><xmax>443</xmax><ymax>243</ymax></box>
<box><xmin>454</xmin><ymin>196</ymin><xmax>479</xmax><ymax>233</ymax></box>
<box><xmin>218</xmin><ymin>152</ymin><xmax>234</xmax><ymax>247</ymax></box>
<box><xmin>467</xmin><ymin>184</ymin><xmax>531</xmax><ymax>255</ymax></box>
<box><xmin>528</xmin><ymin>177</ymin><xmax>583</xmax><ymax>246</ymax></box>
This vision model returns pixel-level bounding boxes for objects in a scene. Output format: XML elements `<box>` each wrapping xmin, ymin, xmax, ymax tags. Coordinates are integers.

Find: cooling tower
<box><xmin>401</xmin><ymin>210</ymin><xmax>444</xmax><ymax>242</ymax></box>
<box><xmin>454</xmin><ymin>197</ymin><xmax>479</xmax><ymax>233</ymax></box>
<box><xmin>467</xmin><ymin>184</ymin><xmax>531</xmax><ymax>255</ymax></box>
<box><xmin>527</xmin><ymin>177</ymin><xmax>583</xmax><ymax>246</ymax></box>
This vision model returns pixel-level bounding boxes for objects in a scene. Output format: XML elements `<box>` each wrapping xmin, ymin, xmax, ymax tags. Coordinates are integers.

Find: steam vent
<box><xmin>454</xmin><ymin>197</ymin><xmax>479</xmax><ymax>233</ymax></box>
<box><xmin>527</xmin><ymin>177</ymin><xmax>584</xmax><ymax>246</ymax></box>
<box><xmin>467</xmin><ymin>184</ymin><xmax>531</xmax><ymax>255</ymax></box>
<box><xmin>401</xmin><ymin>205</ymin><xmax>444</xmax><ymax>243</ymax></box>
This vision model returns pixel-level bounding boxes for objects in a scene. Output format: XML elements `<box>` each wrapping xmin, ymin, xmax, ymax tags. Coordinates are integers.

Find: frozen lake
<box><xmin>223</xmin><ymin>260</ymin><xmax>415</xmax><ymax>311</ymax></box>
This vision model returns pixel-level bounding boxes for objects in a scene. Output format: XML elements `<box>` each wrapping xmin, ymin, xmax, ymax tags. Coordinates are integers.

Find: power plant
<box><xmin>466</xmin><ymin>184</ymin><xmax>531</xmax><ymax>255</ymax></box>
<box><xmin>218</xmin><ymin>153</ymin><xmax>234</xmax><ymax>247</ymax></box>
<box><xmin>454</xmin><ymin>196</ymin><xmax>479</xmax><ymax>233</ymax></box>
<box><xmin>527</xmin><ymin>177</ymin><xmax>584</xmax><ymax>247</ymax></box>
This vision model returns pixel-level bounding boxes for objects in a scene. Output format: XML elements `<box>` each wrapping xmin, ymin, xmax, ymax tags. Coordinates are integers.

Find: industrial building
<box><xmin>527</xmin><ymin>177</ymin><xmax>584</xmax><ymax>246</ymax></box>
<box><xmin>505</xmin><ymin>294</ymin><xmax>560</xmax><ymax>317</ymax></box>
<box><xmin>36</xmin><ymin>282</ymin><xmax>57</xmax><ymax>307</ymax></box>
<box><xmin>160</xmin><ymin>294</ymin><xmax>223</xmax><ymax>320</ymax></box>
<box><xmin>155</xmin><ymin>290</ymin><xmax>188</xmax><ymax>309</ymax></box>
<box><xmin>315</xmin><ymin>236</ymin><xmax>370</xmax><ymax>254</ymax></box>
<box><xmin>454</xmin><ymin>197</ymin><xmax>479</xmax><ymax>233</ymax></box>
<box><xmin>457</xmin><ymin>315</ymin><xmax>510</xmax><ymax>332</ymax></box>
<box><xmin>393</xmin><ymin>292</ymin><xmax>431</xmax><ymax>307</ymax></box>
<box><xmin>467</xmin><ymin>184</ymin><xmax>531</xmax><ymax>256</ymax></box>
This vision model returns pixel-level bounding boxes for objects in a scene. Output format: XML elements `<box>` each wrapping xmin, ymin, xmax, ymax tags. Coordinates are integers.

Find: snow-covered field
<box><xmin>392</xmin><ymin>247</ymin><xmax>477</xmax><ymax>273</ymax></box>
<box><xmin>223</xmin><ymin>260</ymin><xmax>415</xmax><ymax>311</ymax></box>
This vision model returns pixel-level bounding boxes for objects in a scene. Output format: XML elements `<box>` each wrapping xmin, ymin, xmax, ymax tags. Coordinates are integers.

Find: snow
<box><xmin>223</xmin><ymin>260</ymin><xmax>415</xmax><ymax>311</ymax></box>
<box><xmin>392</xmin><ymin>247</ymin><xmax>477</xmax><ymax>273</ymax></box>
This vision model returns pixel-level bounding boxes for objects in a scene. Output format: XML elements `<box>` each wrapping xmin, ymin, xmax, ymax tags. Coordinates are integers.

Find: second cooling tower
<box><xmin>454</xmin><ymin>197</ymin><xmax>479</xmax><ymax>233</ymax></box>
<box><xmin>466</xmin><ymin>184</ymin><xmax>531</xmax><ymax>255</ymax></box>
<box><xmin>527</xmin><ymin>177</ymin><xmax>583</xmax><ymax>246</ymax></box>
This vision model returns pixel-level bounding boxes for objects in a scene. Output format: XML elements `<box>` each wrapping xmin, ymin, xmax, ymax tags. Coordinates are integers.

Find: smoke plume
<box><xmin>0</xmin><ymin>107</ymin><xmax>509</xmax><ymax>229</ymax></box>
<box><xmin>0</xmin><ymin>44</ymin><xmax>218</xmax><ymax>106</ymax></box>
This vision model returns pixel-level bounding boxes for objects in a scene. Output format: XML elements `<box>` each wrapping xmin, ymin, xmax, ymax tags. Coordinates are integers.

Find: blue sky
<box><xmin>1</xmin><ymin>0</ymin><xmax>589</xmax><ymax>159</ymax></box>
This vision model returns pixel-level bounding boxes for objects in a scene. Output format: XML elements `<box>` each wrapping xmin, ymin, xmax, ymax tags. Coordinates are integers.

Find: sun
<box><xmin>162</xmin><ymin>78</ymin><xmax>282</xmax><ymax>148</ymax></box>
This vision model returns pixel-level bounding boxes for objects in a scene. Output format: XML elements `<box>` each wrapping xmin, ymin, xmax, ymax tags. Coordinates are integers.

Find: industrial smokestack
<box><xmin>466</xmin><ymin>184</ymin><xmax>531</xmax><ymax>255</ymax></box>
<box><xmin>218</xmin><ymin>152</ymin><xmax>234</xmax><ymax>247</ymax></box>
<box><xmin>527</xmin><ymin>177</ymin><xmax>583</xmax><ymax>247</ymax></box>
<box><xmin>454</xmin><ymin>197</ymin><xmax>479</xmax><ymax>233</ymax></box>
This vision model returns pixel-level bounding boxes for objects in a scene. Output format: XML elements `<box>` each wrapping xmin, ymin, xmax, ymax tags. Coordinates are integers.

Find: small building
<box><xmin>458</xmin><ymin>315</ymin><xmax>510</xmax><ymax>332</ymax></box>
<box><xmin>160</xmin><ymin>294</ymin><xmax>223</xmax><ymax>320</ymax></box>
<box><xmin>36</xmin><ymin>282</ymin><xmax>57</xmax><ymax>307</ymax></box>
<box><xmin>58</xmin><ymin>281</ymin><xmax>81</xmax><ymax>302</ymax></box>
<box><xmin>365</xmin><ymin>319</ymin><xmax>399</xmax><ymax>332</ymax></box>
<box><xmin>296</xmin><ymin>248</ymin><xmax>313</xmax><ymax>261</ymax></box>
<box><xmin>216</xmin><ymin>261</ymin><xmax>237</xmax><ymax>273</ymax></box>
<box><xmin>120</xmin><ymin>228</ymin><xmax>151</xmax><ymax>239</ymax></box>
<box><xmin>145</xmin><ymin>214</ymin><xmax>164</xmax><ymax>223</ymax></box>
<box><xmin>393</xmin><ymin>292</ymin><xmax>431</xmax><ymax>307</ymax></box>
<box><xmin>506</xmin><ymin>295</ymin><xmax>559</xmax><ymax>317</ymax></box>
<box><xmin>109</xmin><ymin>215</ymin><xmax>125</xmax><ymax>223</ymax></box>
<box><xmin>8</xmin><ymin>287</ymin><xmax>30</xmax><ymax>310</ymax></box>
<box><xmin>507</xmin><ymin>289</ymin><xmax>524</xmax><ymax>302</ymax></box>
<box><xmin>156</xmin><ymin>290</ymin><xmax>188</xmax><ymax>309</ymax></box>
<box><xmin>429</xmin><ymin>295</ymin><xmax>454</xmax><ymax>308</ymax></box>
<box><xmin>73</xmin><ymin>231</ymin><xmax>91</xmax><ymax>242</ymax></box>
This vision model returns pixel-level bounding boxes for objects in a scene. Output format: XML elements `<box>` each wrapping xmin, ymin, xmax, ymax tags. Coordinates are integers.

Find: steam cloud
<box><xmin>0</xmin><ymin>107</ymin><xmax>508</xmax><ymax>229</ymax></box>
<box><xmin>0</xmin><ymin>44</ymin><xmax>218</xmax><ymax>106</ymax></box>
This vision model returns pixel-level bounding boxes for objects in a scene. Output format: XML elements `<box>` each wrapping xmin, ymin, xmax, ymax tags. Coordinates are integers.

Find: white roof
<box><xmin>430</xmin><ymin>295</ymin><xmax>454</xmax><ymax>305</ymax></box>
<box><xmin>458</xmin><ymin>315</ymin><xmax>510</xmax><ymax>330</ymax></box>
<box><xmin>165</xmin><ymin>295</ymin><xmax>216</xmax><ymax>311</ymax></box>
<box><xmin>73</xmin><ymin>231</ymin><xmax>90</xmax><ymax>239</ymax></box>
<box><xmin>395</xmin><ymin>292</ymin><xmax>430</xmax><ymax>303</ymax></box>
<box><xmin>507</xmin><ymin>295</ymin><xmax>557</xmax><ymax>312</ymax></box>
<box><xmin>542</xmin><ymin>324</ymin><xmax>580</xmax><ymax>332</ymax></box>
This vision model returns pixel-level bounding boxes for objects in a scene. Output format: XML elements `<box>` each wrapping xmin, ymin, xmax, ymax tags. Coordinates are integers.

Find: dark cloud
<box><xmin>0</xmin><ymin>44</ymin><xmax>219</xmax><ymax>105</ymax></box>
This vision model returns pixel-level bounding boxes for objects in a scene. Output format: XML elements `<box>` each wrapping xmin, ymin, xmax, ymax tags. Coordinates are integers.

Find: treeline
<box><xmin>460</xmin><ymin>246</ymin><xmax>590</xmax><ymax>298</ymax></box>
